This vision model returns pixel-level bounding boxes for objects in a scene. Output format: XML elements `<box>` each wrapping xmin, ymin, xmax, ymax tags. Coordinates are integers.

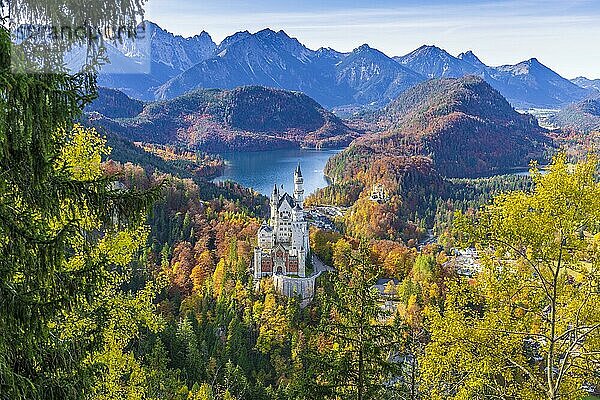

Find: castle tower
<box><xmin>270</xmin><ymin>183</ymin><xmax>279</xmax><ymax>222</ymax></box>
<box><xmin>293</xmin><ymin>163</ymin><xmax>304</xmax><ymax>208</ymax></box>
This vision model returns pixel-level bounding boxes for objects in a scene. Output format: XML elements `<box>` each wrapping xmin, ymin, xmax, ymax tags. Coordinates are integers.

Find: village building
<box><xmin>369</xmin><ymin>183</ymin><xmax>389</xmax><ymax>203</ymax></box>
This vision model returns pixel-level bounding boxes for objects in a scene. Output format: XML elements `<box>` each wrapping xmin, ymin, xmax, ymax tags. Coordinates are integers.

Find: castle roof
<box><xmin>295</xmin><ymin>163</ymin><xmax>302</xmax><ymax>178</ymax></box>
<box><xmin>278</xmin><ymin>192</ymin><xmax>297</xmax><ymax>209</ymax></box>
<box><xmin>259</xmin><ymin>221</ymin><xmax>273</xmax><ymax>233</ymax></box>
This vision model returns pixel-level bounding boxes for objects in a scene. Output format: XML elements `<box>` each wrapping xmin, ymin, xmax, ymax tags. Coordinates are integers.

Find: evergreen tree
<box><xmin>310</xmin><ymin>240</ymin><xmax>398</xmax><ymax>400</ymax></box>
<box><xmin>0</xmin><ymin>2</ymin><xmax>151</xmax><ymax>398</ymax></box>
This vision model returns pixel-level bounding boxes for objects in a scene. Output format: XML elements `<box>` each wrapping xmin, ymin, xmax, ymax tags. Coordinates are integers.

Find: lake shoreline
<box><xmin>211</xmin><ymin>148</ymin><xmax>345</xmax><ymax>196</ymax></box>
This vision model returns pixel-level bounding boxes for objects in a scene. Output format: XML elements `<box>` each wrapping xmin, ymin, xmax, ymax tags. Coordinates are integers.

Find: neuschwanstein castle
<box><xmin>253</xmin><ymin>164</ymin><xmax>310</xmax><ymax>279</ymax></box>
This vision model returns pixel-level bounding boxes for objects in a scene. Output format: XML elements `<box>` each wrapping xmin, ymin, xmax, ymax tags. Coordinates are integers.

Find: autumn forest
<box><xmin>2</xmin><ymin>2</ymin><xmax>600</xmax><ymax>400</ymax></box>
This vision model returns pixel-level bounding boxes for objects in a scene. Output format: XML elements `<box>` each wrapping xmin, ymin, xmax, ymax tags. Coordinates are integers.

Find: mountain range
<box><xmin>95</xmin><ymin>21</ymin><xmax>598</xmax><ymax>110</ymax></box>
<box><xmin>571</xmin><ymin>77</ymin><xmax>600</xmax><ymax>93</ymax></box>
<box><xmin>393</xmin><ymin>46</ymin><xmax>590</xmax><ymax>108</ymax></box>
<box><xmin>96</xmin><ymin>21</ymin><xmax>217</xmax><ymax>99</ymax></box>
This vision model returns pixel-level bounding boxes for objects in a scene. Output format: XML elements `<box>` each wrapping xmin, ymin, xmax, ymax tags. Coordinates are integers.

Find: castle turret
<box><xmin>270</xmin><ymin>183</ymin><xmax>279</xmax><ymax>222</ymax></box>
<box><xmin>293</xmin><ymin>163</ymin><xmax>304</xmax><ymax>208</ymax></box>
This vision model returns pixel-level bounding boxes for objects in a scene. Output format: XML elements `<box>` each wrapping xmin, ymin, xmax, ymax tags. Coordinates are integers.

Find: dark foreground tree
<box><xmin>308</xmin><ymin>240</ymin><xmax>399</xmax><ymax>400</ymax></box>
<box><xmin>0</xmin><ymin>1</ymin><xmax>155</xmax><ymax>398</ymax></box>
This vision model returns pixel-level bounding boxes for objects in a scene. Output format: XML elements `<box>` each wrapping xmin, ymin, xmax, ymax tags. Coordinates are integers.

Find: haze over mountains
<box><xmin>97</xmin><ymin>21</ymin><xmax>597</xmax><ymax>110</ymax></box>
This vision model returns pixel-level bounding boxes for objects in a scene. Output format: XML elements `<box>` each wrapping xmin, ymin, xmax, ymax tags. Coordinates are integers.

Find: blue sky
<box><xmin>145</xmin><ymin>0</ymin><xmax>600</xmax><ymax>78</ymax></box>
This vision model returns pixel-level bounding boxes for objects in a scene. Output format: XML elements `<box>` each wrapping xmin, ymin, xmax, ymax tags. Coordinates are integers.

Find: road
<box><xmin>312</xmin><ymin>254</ymin><xmax>334</xmax><ymax>274</ymax></box>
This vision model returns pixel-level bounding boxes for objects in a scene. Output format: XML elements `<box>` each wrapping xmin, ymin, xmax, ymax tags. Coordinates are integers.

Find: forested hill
<box><xmin>549</xmin><ymin>98</ymin><xmax>600</xmax><ymax>134</ymax></box>
<box><xmin>340</xmin><ymin>75</ymin><xmax>550</xmax><ymax>179</ymax></box>
<box><xmin>87</xmin><ymin>86</ymin><xmax>358</xmax><ymax>151</ymax></box>
<box><xmin>315</xmin><ymin>76</ymin><xmax>552</xmax><ymax>246</ymax></box>
<box><xmin>86</xmin><ymin>87</ymin><xmax>145</xmax><ymax>118</ymax></box>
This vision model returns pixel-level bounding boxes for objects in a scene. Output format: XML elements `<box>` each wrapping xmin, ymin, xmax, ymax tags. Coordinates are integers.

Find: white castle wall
<box><xmin>273</xmin><ymin>272</ymin><xmax>321</xmax><ymax>307</ymax></box>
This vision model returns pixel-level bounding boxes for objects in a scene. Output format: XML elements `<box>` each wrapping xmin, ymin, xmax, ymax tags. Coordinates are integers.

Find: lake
<box><xmin>213</xmin><ymin>149</ymin><xmax>545</xmax><ymax>197</ymax></box>
<box><xmin>214</xmin><ymin>148</ymin><xmax>343</xmax><ymax>196</ymax></box>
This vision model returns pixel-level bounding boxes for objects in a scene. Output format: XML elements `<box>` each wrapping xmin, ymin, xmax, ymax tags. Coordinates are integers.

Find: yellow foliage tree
<box><xmin>422</xmin><ymin>154</ymin><xmax>600</xmax><ymax>400</ymax></box>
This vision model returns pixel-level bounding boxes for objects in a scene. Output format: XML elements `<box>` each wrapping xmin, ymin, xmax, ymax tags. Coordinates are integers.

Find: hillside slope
<box><xmin>548</xmin><ymin>98</ymin><xmax>600</xmax><ymax>133</ymax></box>
<box><xmin>88</xmin><ymin>86</ymin><xmax>358</xmax><ymax>152</ymax></box>
<box><xmin>86</xmin><ymin>87</ymin><xmax>145</xmax><ymax>118</ymax></box>
<box><xmin>97</xmin><ymin>21</ymin><xmax>217</xmax><ymax>100</ymax></box>
<box><xmin>572</xmin><ymin>77</ymin><xmax>600</xmax><ymax>93</ymax></box>
<box><xmin>329</xmin><ymin>75</ymin><xmax>550</xmax><ymax>179</ymax></box>
<box><xmin>486</xmin><ymin>58</ymin><xmax>589</xmax><ymax>108</ymax></box>
<box><xmin>395</xmin><ymin>45</ymin><xmax>481</xmax><ymax>78</ymax></box>
<box><xmin>336</xmin><ymin>44</ymin><xmax>424</xmax><ymax>106</ymax></box>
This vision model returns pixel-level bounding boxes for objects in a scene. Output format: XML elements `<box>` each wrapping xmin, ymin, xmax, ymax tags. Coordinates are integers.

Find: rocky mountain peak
<box><xmin>458</xmin><ymin>50</ymin><xmax>487</xmax><ymax>68</ymax></box>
